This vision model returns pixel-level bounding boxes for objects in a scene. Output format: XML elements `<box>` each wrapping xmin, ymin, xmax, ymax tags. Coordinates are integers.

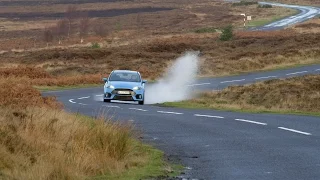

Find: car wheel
<box><xmin>104</xmin><ymin>99</ymin><xmax>111</xmax><ymax>102</ymax></box>
<box><xmin>138</xmin><ymin>100</ymin><xmax>144</xmax><ymax>105</ymax></box>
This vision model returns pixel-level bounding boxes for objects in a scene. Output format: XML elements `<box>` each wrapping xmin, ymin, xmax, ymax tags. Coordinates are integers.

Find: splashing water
<box><xmin>145</xmin><ymin>51</ymin><xmax>200</xmax><ymax>104</ymax></box>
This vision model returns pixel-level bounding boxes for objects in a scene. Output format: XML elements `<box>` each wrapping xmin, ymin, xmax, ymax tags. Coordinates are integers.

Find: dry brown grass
<box><xmin>0</xmin><ymin>76</ymin><xmax>167</xmax><ymax>179</ymax></box>
<box><xmin>1</xmin><ymin>30</ymin><xmax>320</xmax><ymax>85</ymax></box>
<box><xmin>292</xmin><ymin>19</ymin><xmax>320</xmax><ymax>34</ymax></box>
<box><xmin>0</xmin><ymin>19</ymin><xmax>57</xmax><ymax>31</ymax></box>
<box><xmin>0</xmin><ymin>77</ymin><xmax>62</xmax><ymax>109</ymax></box>
<box><xmin>0</xmin><ymin>106</ymin><xmax>147</xmax><ymax>179</ymax></box>
<box><xmin>0</xmin><ymin>0</ymin><xmax>298</xmax><ymax>51</ymax></box>
<box><xmin>30</xmin><ymin>74</ymin><xmax>103</xmax><ymax>86</ymax></box>
<box><xmin>0</xmin><ymin>67</ymin><xmax>52</xmax><ymax>78</ymax></box>
<box><xmin>175</xmin><ymin>74</ymin><xmax>320</xmax><ymax>113</ymax></box>
<box><xmin>0</xmin><ymin>67</ymin><xmax>102</xmax><ymax>86</ymax></box>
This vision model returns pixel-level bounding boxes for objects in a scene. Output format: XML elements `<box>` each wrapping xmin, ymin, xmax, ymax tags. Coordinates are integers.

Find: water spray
<box><xmin>145</xmin><ymin>51</ymin><xmax>200</xmax><ymax>104</ymax></box>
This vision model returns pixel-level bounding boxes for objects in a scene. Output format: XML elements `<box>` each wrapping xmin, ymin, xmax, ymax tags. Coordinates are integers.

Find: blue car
<box><xmin>103</xmin><ymin>70</ymin><xmax>147</xmax><ymax>105</ymax></box>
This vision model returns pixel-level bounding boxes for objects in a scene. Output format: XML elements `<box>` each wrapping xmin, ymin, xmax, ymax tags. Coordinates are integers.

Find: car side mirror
<box><xmin>102</xmin><ymin>78</ymin><xmax>108</xmax><ymax>83</ymax></box>
<box><xmin>142</xmin><ymin>80</ymin><xmax>147</xmax><ymax>84</ymax></box>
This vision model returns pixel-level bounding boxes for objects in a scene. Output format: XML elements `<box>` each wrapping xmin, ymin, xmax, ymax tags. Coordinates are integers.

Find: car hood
<box><xmin>107</xmin><ymin>81</ymin><xmax>142</xmax><ymax>89</ymax></box>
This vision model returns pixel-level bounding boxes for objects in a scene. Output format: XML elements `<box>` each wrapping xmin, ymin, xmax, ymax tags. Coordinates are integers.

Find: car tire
<box><xmin>104</xmin><ymin>99</ymin><xmax>111</xmax><ymax>102</ymax></box>
<box><xmin>138</xmin><ymin>100</ymin><xmax>144</xmax><ymax>105</ymax></box>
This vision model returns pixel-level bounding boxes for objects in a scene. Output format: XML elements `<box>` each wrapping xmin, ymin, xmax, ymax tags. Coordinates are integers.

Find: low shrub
<box><xmin>219</xmin><ymin>25</ymin><xmax>234</xmax><ymax>41</ymax></box>
<box><xmin>232</xmin><ymin>1</ymin><xmax>258</xmax><ymax>6</ymax></box>
<box><xmin>258</xmin><ymin>4</ymin><xmax>273</xmax><ymax>8</ymax></box>
<box><xmin>91</xmin><ymin>42</ymin><xmax>101</xmax><ymax>49</ymax></box>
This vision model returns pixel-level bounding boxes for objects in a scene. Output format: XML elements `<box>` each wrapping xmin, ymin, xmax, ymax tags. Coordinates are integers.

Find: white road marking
<box><xmin>316</xmin><ymin>69</ymin><xmax>320</xmax><ymax>71</ymax></box>
<box><xmin>77</xmin><ymin>96</ymin><xmax>90</xmax><ymax>99</ymax></box>
<box><xmin>187</xmin><ymin>83</ymin><xmax>211</xmax><ymax>87</ymax></box>
<box><xmin>194</xmin><ymin>114</ymin><xmax>224</xmax><ymax>119</ymax></box>
<box><xmin>129</xmin><ymin>108</ymin><xmax>148</xmax><ymax>112</ymax></box>
<box><xmin>234</xmin><ymin>119</ymin><xmax>267</xmax><ymax>125</ymax></box>
<box><xmin>102</xmin><ymin>105</ymin><xmax>120</xmax><ymax>108</ymax></box>
<box><xmin>286</xmin><ymin>71</ymin><xmax>308</xmax><ymax>76</ymax></box>
<box><xmin>69</xmin><ymin>99</ymin><xmax>76</xmax><ymax>104</ymax></box>
<box><xmin>157</xmin><ymin>111</ymin><xmax>183</xmax><ymax>115</ymax></box>
<box><xmin>255</xmin><ymin>76</ymin><xmax>277</xmax><ymax>80</ymax></box>
<box><xmin>96</xmin><ymin>94</ymin><xmax>104</xmax><ymax>97</ymax></box>
<box><xmin>78</xmin><ymin>103</ymin><xmax>88</xmax><ymax>105</ymax></box>
<box><xmin>220</xmin><ymin>79</ymin><xmax>245</xmax><ymax>84</ymax></box>
<box><xmin>278</xmin><ymin>127</ymin><xmax>311</xmax><ymax>136</ymax></box>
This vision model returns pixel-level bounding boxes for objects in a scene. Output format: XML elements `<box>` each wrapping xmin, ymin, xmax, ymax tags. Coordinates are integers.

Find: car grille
<box><xmin>112</xmin><ymin>89</ymin><xmax>134</xmax><ymax>95</ymax></box>
<box><xmin>113</xmin><ymin>96</ymin><xmax>133</xmax><ymax>101</ymax></box>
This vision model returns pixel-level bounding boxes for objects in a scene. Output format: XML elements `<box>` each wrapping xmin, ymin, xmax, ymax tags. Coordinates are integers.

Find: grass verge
<box><xmin>161</xmin><ymin>101</ymin><xmax>320</xmax><ymax>117</ymax></box>
<box><xmin>34</xmin><ymin>84</ymin><xmax>102</xmax><ymax>91</ymax></box>
<box><xmin>0</xmin><ymin>107</ymin><xmax>182</xmax><ymax>179</ymax></box>
<box><xmin>160</xmin><ymin>74</ymin><xmax>320</xmax><ymax>117</ymax></box>
<box><xmin>99</xmin><ymin>145</ymin><xmax>183</xmax><ymax>180</ymax></box>
<box><xmin>197</xmin><ymin>62</ymin><xmax>320</xmax><ymax>79</ymax></box>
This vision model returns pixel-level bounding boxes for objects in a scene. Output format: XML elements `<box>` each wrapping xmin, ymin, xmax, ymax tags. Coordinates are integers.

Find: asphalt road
<box><xmin>249</xmin><ymin>2</ymin><xmax>320</xmax><ymax>31</ymax></box>
<box><xmin>43</xmin><ymin>2</ymin><xmax>320</xmax><ymax>179</ymax></box>
<box><xmin>44</xmin><ymin>64</ymin><xmax>320</xmax><ymax>180</ymax></box>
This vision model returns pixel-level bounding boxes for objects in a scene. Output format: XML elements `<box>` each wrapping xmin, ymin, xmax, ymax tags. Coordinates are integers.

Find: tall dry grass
<box><xmin>0</xmin><ymin>67</ymin><xmax>102</xmax><ymax>87</ymax></box>
<box><xmin>189</xmin><ymin>75</ymin><xmax>320</xmax><ymax>113</ymax></box>
<box><xmin>0</xmin><ymin>77</ymin><xmax>62</xmax><ymax>109</ymax></box>
<box><xmin>0</xmin><ymin>107</ymin><xmax>138</xmax><ymax>179</ymax></box>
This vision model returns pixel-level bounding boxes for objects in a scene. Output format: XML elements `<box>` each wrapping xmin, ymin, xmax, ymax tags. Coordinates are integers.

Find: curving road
<box><xmin>44</xmin><ymin>64</ymin><xmax>320</xmax><ymax>180</ymax></box>
<box><xmin>43</xmin><ymin>2</ymin><xmax>320</xmax><ymax>179</ymax></box>
<box><xmin>249</xmin><ymin>2</ymin><xmax>320</xmax><ymax>31</ymax></box>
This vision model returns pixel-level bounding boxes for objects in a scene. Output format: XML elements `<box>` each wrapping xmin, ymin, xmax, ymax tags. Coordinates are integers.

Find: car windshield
<box><xmin>109</xmin><ymin>72</ymin><xmax>141</xmax><ymax>82</ymax></box>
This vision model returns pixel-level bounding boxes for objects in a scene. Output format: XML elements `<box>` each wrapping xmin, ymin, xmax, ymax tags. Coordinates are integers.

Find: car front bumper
<box><xmin>104</xmin><ymin>88</ymin><xmax>144</xmax><ymax>101</ymax></box>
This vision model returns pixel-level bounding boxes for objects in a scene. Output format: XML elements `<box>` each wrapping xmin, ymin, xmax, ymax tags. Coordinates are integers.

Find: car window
<box><xmin>109</xmin><ymin>72</ymin><xmax>141</xmax><ymax>82</ymax></box>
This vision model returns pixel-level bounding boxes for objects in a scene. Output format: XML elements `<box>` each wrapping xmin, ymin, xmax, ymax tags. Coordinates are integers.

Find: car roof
<box><xmin>112</xmin><ymin>70</ymin><xmax>139</xmax><ymax>74</ymax></box>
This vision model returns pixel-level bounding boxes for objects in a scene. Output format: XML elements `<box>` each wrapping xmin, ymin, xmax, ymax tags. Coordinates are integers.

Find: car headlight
<box><xmin>133</xmin><ymin>86</ymin><xmax>142</xmax><ymax>90</ymax></box>
<box><xmin>105</xmin><ymin>85</ymin><xmax>115</xmax><ymax>89</ymax></box>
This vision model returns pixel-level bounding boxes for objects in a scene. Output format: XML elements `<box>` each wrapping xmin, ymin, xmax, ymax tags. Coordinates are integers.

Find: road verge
<box><xmin>160</xmin><ymin>74</ymin><xmax>320</xmax><ymax>117</ymax></box>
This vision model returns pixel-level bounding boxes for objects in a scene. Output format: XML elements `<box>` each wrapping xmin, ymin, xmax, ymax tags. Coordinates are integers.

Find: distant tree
<box><xmin>44</xmin><ymin>27</ymin><xmax>54</xmax><ymax>47</ymax></box>
<box><xmin>219</xmin><ymin>25</ymin><xmax>233</xmax><ymax>41</ymax></box>
<box><xmin>65</xmin><ymin>5</ymin><xmax>78</xmax><ymax>38</ymax></box>
<box><xmin>79</xmin><ymin>17</ymin><xmax>90</xmax><ymax>43</ymax></box>
<box><xmin>93</xmin><ymin>24</ymin><xmax>107</xmax><ymax>40</ymax></box>
<box><xmin>54</xmin><ymin>19</ymin><xmax>68</xmax><ymax>44</ymax></box>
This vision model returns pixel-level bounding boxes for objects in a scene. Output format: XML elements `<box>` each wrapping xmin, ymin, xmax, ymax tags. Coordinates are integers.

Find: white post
<box><xmin>240</xmin><ymin>13</ymin><xmax>246</xmax><ymax>27</ymax></box>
